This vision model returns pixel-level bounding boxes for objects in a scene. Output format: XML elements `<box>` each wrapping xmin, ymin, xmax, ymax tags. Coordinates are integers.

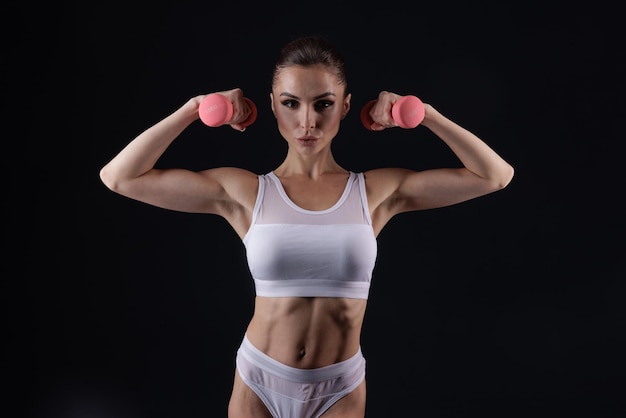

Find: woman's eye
<box><xmin>315</xmin><ymin>101</ymin><xmax>333</xmax><ymax>110</ymax></box>
<box><xmin>280</xmin><ymin>100</ymin><xmax>333</xmax><ymax>110</ymax></box>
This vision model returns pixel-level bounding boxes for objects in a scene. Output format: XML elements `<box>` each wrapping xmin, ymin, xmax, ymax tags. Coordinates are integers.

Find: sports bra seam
<box><xmin>242</xmin><ymin>175</ymin><xmax>265</xmax><ymax>244</ymax></box>
<box><xmin>357</xmin><ymin>172</ymin><xmax>374</xmax><ymax>226</ymax></box>
<box><xmin>268</xmin><ymin>171</ymin><xmax>356</xmax><ymax>215</ymax></box>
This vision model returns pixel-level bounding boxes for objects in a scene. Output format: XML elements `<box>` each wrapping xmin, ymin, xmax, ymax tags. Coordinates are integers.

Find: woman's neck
<box><xmin>274</xmin><ymin>149</ymin><xmax>346</xmax><ymax>179</ymax></box>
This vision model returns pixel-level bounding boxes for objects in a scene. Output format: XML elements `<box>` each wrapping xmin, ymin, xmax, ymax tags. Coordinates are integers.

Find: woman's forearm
<box><xmin>100</xmin><ymin>97</ymin><xmax>201</xmax><ymax>189</ymax></box>
<box><xmin>420</xmin><ymin>104</ymin><xmax>514</xmax><ymax>188</ymax></box>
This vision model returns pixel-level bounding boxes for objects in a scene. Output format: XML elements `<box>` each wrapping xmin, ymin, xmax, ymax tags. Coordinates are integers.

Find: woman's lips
<box><xmin>296</xmin><ymin>136</ymin><xmax>319</xmax><ymax>146</ymax></box>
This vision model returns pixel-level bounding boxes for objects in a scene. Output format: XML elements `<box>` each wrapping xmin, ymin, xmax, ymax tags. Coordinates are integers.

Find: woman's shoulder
<box><xmin>198</xmin><ymin>166</ymin><xmax>260</xmax><ymax>196</ymax></box>
<box><xmin>361</xmin><ymin>167</ymin><xmax>414</xmax><ymax>200</ymax></box>
<box><xmin>362</xmin><ymin>167</ymin><xmax>413</xmax><ymax>183</ymax></box>
<box><xmin>200</xmin><ymin>166</ymin><xmax>260</xmax><ymax>180</ymax></box>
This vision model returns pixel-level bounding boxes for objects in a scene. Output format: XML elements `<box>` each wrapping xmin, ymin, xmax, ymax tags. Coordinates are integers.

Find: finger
<box><xmin>230</xmin><ymin>123</ymin><xmax>246</xmax><ymax>132</ymax></box>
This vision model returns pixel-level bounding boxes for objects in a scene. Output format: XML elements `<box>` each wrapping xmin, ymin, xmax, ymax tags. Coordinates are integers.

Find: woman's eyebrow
<box><xmin>279</xmin><ymin>92</ymin><xmax>336</xmax><ymax>100</ymax></box>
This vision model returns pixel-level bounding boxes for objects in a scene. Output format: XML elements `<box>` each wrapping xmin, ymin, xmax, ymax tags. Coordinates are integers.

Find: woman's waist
<box><xmin>245</xmin><ymin>296</ymin><xmax>366</xmax><ymax>369</ymax></box>
<box><xmin>237</xmin><ymin>334</ymin><xmax>365</xmax><ymax>383</ymax></box>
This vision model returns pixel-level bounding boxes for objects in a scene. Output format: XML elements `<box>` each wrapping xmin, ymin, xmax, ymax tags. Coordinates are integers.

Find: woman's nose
<box><xmin>300</xmin><ymin>108</ymin><xmax>316</xmax><ymax>129</ymax></box>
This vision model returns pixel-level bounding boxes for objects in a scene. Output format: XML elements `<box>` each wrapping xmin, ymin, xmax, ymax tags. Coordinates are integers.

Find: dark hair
<box><xmin>272</xmin><ymin>35</ymin><xmax>349</xmax><ymax>97</ymax></box>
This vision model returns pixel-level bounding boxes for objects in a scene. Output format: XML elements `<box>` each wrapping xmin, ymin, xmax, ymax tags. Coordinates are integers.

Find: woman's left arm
<box><xmin>370</xmin><ymin>100</ymin><xmax>514</xmax><ymax>216</ymax></box>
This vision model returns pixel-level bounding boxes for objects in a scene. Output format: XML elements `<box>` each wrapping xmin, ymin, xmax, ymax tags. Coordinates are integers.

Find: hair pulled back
<box><xmin>272</xmin><ymin>35</ymin><xmax>348</xmax><ymax>97</ymax></box>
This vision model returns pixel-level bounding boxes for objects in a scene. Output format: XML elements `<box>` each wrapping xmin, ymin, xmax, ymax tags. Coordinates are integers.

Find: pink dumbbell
<box><xmin>360</xmin><ymin>95</ymin><xmax>425</xmax><ymax>130</ymax></box>
<box><xmin>199</xmin><ymin>93</ymin><xmax>257</xmax><ymax>128</ymax></box>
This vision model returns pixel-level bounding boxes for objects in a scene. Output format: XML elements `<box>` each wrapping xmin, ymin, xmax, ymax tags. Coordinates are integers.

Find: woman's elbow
<box><xmin>495</xmin><ymin>164</ymin><xmax>515</xmax><ymax>190</ymax></box>
<box><xmin>99</xmin><ymin>164</ymin><xmax>121</xmax><ymax>192</ymax></box>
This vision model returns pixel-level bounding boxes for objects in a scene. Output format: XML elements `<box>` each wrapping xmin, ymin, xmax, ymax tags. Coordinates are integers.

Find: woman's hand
<box><xmin>365</xmin><ymin>91</ymin><xmax>404</xmax><ymax>130</ymax></box>
<box><xmin>201</xmin><ymin>88</ymin><xmax>255</xmax><ymax>131</ymax></box>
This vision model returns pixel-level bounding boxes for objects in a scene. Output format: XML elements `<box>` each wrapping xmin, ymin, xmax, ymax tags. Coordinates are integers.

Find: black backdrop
<box><xmin>5</xmin><ymin>2</ymin><xmax>625</xmax><ymax>417</ymax></box>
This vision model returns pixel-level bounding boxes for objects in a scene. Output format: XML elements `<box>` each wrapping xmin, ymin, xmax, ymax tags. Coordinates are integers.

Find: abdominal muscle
<box><xmin>245</xmin><ymin>296</ymin><xmax>367</xmax><ymax>369</ymax></box>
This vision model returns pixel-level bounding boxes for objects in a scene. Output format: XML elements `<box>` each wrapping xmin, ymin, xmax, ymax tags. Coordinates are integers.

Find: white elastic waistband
<box><xmin>239</xmin><ymin>335</ymin><xmax>364</xmax><ymax>383</ymax></box>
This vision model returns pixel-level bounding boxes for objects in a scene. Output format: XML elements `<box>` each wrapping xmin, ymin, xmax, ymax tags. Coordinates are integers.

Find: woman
<box><xmin>100</xmin><ymin>35</ymin><xmax>514</xmax><ymax>417</ymax></box>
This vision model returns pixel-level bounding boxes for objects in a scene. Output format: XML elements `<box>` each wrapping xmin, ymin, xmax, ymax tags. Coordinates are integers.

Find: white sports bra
<box><xmin>242</xmin><ymin>171</ymin><xmax>378</xmax><ymax>299</ymax></box>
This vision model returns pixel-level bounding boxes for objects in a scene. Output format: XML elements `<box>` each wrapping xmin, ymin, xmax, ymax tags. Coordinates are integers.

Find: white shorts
<box><xmin>235</xmin><ymin>334</ymin><xmax>366</xmax><ymax>418</ymax></box>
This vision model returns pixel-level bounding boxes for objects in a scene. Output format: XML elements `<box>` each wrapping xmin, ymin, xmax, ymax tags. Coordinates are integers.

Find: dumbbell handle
<box><xmin>199</xmin><ymin>93</ymin><xmax>257</xmax><ymax>128</ymax></box>
<box><xmin>360</xmin><ymin>95</ymin><xmax>425</xmax><ymax>130</ymax></box>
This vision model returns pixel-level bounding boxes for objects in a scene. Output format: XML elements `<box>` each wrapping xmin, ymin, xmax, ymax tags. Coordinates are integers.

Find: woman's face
<box><xmin>270</xmin><ymin>64</ymin><xmax>351</xmax><ymax>154</ymax></box>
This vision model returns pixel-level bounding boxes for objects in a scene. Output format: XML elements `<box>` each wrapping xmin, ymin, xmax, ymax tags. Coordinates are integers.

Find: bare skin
<box><xmin>100</xmin><ymin>64</ymin><xmax>514</xmax><ymax>417</ymax></box>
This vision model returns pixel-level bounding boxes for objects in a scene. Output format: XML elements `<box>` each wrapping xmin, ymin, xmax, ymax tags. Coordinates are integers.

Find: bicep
<box><xmin>112</xmin><ymin>167</ymin><xmax>234</xmax><ymax>214</ymax></box>
<box><xmin>395</xmin><ymin>167</ymin><xmax>497</xmax><ymax>213</ymax></box>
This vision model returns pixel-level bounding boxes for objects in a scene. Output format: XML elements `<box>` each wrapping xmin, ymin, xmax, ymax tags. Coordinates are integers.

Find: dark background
<box><xmin>4</xmin><ymin>1</ymin><xmax>625</xmax><ymax>417</ymax></box>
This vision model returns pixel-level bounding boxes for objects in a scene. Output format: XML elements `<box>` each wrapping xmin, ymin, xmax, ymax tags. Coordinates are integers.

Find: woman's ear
<box><xmin>269</xmin><ymin>92</ymin><xmax>276</xmax><ymax>116</ymax></box>
<box><xmin>341</xmin><ymin>93</ymin><xmax>351</xmax><ymax>120</ymax></box>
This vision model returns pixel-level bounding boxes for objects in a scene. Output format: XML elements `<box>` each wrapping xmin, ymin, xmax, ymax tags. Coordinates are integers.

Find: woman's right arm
<box><xmin>99</xmin><ymin>89</ymin><xmax>256</xmax><ymax>216</ymax></box>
